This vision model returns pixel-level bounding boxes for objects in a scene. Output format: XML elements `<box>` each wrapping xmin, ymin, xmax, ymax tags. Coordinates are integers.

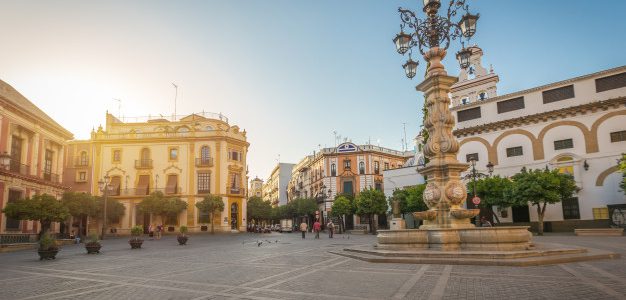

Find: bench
<box><xmin>574</xmin><ymin>228</ymin><xmax>624</xmax><ymax>236</ymax></box>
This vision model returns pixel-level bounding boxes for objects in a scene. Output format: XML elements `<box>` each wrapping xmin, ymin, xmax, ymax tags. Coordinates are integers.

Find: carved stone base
<box><xmin>389</xmin><ymin>218</ymin><xmax>406</xmax><ymax>230</ymax></box>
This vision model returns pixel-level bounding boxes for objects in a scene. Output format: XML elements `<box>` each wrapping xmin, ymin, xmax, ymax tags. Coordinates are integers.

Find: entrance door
<box><xmin>512</xmin><ymin>205</ymin><xmax>530</xmax><ymax>222</ymax></box>
<box><xmin>230</xmin><ymin>203</ymin><xmax>238</xmax><ymax>230</ymax></box>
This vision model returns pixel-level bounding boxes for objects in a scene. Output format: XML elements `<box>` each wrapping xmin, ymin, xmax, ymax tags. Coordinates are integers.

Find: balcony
<box><xmin>230</xmin><ymin>187</ymin><xmax>242</xmax><ymax>195</ymax></box>
<box><xmin>135</xmin><ymin>159</ymin><xmax>153</xmax><ymax>169</ymax></box>
<box><xmin>43</xmin><ymin>172</ymin><xmax>60</xmax><ymax>183</ymax></box>
<box><xmin>110</xmin><ymin>187</ymin><xmax>182</xmax><ymax>197</ymax></box>
<box><xmin>74</xmin><ymin>157</ymin><xmax>89</xmax><ymax>167</ymax></box>
<box><xmin>9</xmin><ymin>161</ymin><xmax>31</xmax><ymax>176</ymax></box>
<box><xmin>195</xmin><ymin>157</ymin><xmax>214</xmax><ymax>167</ymax></box>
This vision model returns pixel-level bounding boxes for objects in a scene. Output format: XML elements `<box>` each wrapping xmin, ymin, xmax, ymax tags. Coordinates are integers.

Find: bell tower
<box><xmin>450</xmin><ymin>46</ymin><xmax>499</xmax><ymax>107</ymax></box>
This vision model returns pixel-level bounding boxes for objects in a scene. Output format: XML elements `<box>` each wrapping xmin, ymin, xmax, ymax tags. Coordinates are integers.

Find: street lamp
<box><xmin>98</xmin><ymin>175</ymin><xmax>114</xmax><ymax>240</ymax></box>
<box><xmin>394</xmin><ymin>0</ymin><xmax>479</xmax><ymax>78</ymax></box>
<box><xmin>0</xmin><ymin>152</ymin><xmax>11</xmax><ymax>170</ymax></box>
<box><xmin>463</xmin><ymin>158</ymin><xmax>490</xmax><ymax>224</ymax></box>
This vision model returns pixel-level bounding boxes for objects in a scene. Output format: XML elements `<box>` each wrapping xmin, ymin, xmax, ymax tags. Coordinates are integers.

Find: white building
<box><xmin>451</xmin><ymin>46</ymin><xmax>626</xmax><ymax>231</ymax></box>
<box><xmin>262</xmin><ymin>163</ymin><xmax>294</xmax><ymax>207</ymax></box>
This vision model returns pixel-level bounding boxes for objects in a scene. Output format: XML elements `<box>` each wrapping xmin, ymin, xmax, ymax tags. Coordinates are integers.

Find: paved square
<box><xmin>1</xmin><ymin>232</ymin><xmax>626</xmax><ymax>299</ymax></box>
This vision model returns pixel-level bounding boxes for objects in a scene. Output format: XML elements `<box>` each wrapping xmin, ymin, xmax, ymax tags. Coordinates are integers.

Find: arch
<box><xmin>590</xmin><ymin>110</ymin><xmax>626</xmax><ymax>153</ymax></box>
<box><xmin>491</xmin><ymin>129</ymin><xmax>541</xmax><ymax>164</ymax></box>
<box><xmin>596</xmin><ymin>166</ymin><xmax>619</xmax><ymax>186</ymax></box>
<box><xmin>459</xmin><ymin>136</ymin><xmax>496</xmax><ymax>164</ymax></box>
<box><xmin>537</xmin><ymin>120</ymin><xmax>594</xmax><ymax>153</ymax></box>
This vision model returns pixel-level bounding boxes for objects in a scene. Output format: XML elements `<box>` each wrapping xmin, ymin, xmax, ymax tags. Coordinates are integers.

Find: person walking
<box><xmin>313</xmin><ymin>220</ymin><xmax>321</xmax><ymax>239</ymax></box>
<box><xmin>327</xmin><ymin>220</ymin><xmax>335</xmax><ymax>238</ymax></box>
<box><xmin>156</xmin><ymin>223</ymin><xmax>163</xmax><ymax>240</ymax></box>
<box><xmin>148</xmin><ymin>224</ymin><xmax>154</xmax><ymax>240</ymax></box>
<box><xmin>300</xmin><ymin>220</ymin><xmax>308</xmax><ymax>239</ymax></box>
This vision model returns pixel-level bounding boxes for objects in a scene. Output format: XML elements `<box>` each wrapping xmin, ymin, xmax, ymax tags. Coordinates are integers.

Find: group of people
<box><xmin>148</xmin><ymin>224</ymin><xmax>163</xmax><ymax>240</ymax></box>
<box><xmin>299</xmin><ymin>219</ymin><xmax>335</xmax><ymax>239</ymax></box>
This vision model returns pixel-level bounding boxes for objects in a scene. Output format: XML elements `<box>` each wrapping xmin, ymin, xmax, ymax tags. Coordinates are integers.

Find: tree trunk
<box><xmin>39</xmin><ymin>220</ymin><xmax>51</xmax><ymax>239</ymax></box>
<box><xmin>490</xmin><ymin>209</ymin><xmax>500</xmax><ymax>224</ymax></box>
<box><xmin>78</xmin><ymin>215</ymin><xmax>84</xmax><ymax>239</ymax></box>
<box><xmin>210</xmin><ymin>211</ymin><xmax>215</xmax><ymax>234</ymax></box>
<box><xmin>536</xmin><ymin>205</ymin><xmax>544</xmax><ymax>236</ymax></box>
<box><xmin>369</xmin><ymin>214</ymin><xmax>374</xmax><ymax>234</ymax></box>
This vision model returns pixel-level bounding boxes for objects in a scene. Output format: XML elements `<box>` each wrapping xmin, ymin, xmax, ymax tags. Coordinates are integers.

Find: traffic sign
<box><xmin>472</xmin><ymin>196</ymin><xmax>481</xmax><ymax>205</ymax></box>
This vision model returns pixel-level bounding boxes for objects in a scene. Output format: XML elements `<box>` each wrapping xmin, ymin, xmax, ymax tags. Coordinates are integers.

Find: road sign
<box><xmin>472</xmin><ymin>196</ymin><xmax>481</xmax><ymax>205</ymax></box>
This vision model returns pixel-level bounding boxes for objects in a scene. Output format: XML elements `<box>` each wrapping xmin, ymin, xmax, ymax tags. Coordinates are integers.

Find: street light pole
<box><xmin>98</xmin><ymin>175</ymin><xmax>112</xmax><ymax>240</ymax></box>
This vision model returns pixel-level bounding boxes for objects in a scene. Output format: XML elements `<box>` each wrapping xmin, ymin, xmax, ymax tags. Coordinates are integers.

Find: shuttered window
<box><xmin>497</xmin><ymin>97</ymin><xmax>525</xmax><ymax>114</ymax></box>
<box><xmin>554</xmin><ymin>139</ymin><xmax>574</xmax><ymax>150</ymax></box>
<box><xmin>506</xmin><ymin>146</ymin><xmax>523</xmax><ymax>157</ymax></box>
<box><xmin>610</xmin><ymin>130</ymin><xmax>626</xmax><ymax>143</ymax></box>
<box><xmin>457</xmin><ymin>107</ymin><xmax>481</xmax><ymax>122</ymax></box>
<box><xmin>542</xmin><ymin>85</ymin><xmax>575</xmax><ymax>104</ymax></box>
<box><xmin>466</xmin><ymin>153</ymin><xmax>479</xmax><ymax>162</ymax></box>
<box><xmin>596</xmin><ymin>72</ymin><xmax>626</xmax><ymax>92</ymax></box>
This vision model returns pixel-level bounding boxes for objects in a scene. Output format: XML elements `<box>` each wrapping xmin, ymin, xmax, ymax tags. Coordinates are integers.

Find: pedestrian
<box><xmin>156</xmin><ymin>224</ymin><xmax>162</xmax><ymax>239</ymax></box>
<box><xmin>327</xmin><ymin>220</ymin><xmax>334</xmax><ymax>238</ymax></box>
<box><xmin>148</xmin><ymin>224</ymin><xmax>154</xmax><ymax>240</ymax></box>
<box><xmin>313</xmin><ymin>220</ymin><xmax>321</xmax><ymax>239</ymax></box>
<box><xmin>300</xmin><ymin>220</ymin><xmax>308</xmax><ymax>239</ymax></box>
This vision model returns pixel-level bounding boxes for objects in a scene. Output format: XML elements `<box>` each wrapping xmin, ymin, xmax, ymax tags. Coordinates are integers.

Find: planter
<box><xmin>85</xmin><ymin>242</ymin><xmax>102</xmax><ymax>254</ymax></box>
<box><xmin>177</xmin><ymin>235</ymin><xmax>188</xmax><ymax>245</ymax></box>
<box><xmin>129</xmin><ymin>238</ymin><xmax>144</xmax><ymax>249</ymax></box>
<box><xmin>38</xmin><ymin>248</ymin><xmax>59</xmax><ymax>260</ymax></box>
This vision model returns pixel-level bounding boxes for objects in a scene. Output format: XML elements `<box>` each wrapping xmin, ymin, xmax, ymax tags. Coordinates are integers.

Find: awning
<box><xmin>136</xmin><ymin>175</ymin><xmax>150</xmax><ymax>195</ymax></box>
<box><xmin>165</xmin><ymin>174</ymin><xmax>178</xmax><ymax>194</ymax></box>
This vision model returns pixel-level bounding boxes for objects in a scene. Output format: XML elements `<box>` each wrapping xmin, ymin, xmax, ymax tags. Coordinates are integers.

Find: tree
<box><xmin>196</xmin><ymin>194</ymin><xmax>225</xmax><ymax>233</ymax></box>
<box><xmin>507</xmin><ymin>168</ymin><xmax>578</xmax><ymax>235</ymax></box>
<box><xmin>405</xmin><ymin>184</ymin><xmax>428</xmax><ymax>213</ymax></box>
<box><xmin>246</xmin><ymin>196</ymin><xmax>272</xmax><ymax>224</ymax></box>
<box><xmin>331</xmin><ymin>195</ymin><xmax>354</xmax><ymax>233</ymax></box>
<box><xmin>3</xmin><ymin>193</ymin><xmax>69</xmax><ymax>238</ymax></box>
<box><xmin>354</xmin><ymin>188</ymin><xmax>388</xmax><ymax>234</ymax></box>
<box><xmin>61</xmin><ymin>192</ymin><xmax>95</xmax><ymax>238</ymax></box>
<box><xmin>94</xmin><ymin>197</ymin><xmax>126</xmax><ymax>225</ymax></box>
<box><xmin>471</xmin><ymin>176</ymin><xmax>514</xmax><ymax>224</ymax></box>
<box><xmin>138</xmin><ymin>191</ymin><xmax>187</xmax><ymax>226</ymax></box>
<box><xmin>618</xmin><ymin>153</ymin><xmax>626</xmax><ymax>195</ymax></box>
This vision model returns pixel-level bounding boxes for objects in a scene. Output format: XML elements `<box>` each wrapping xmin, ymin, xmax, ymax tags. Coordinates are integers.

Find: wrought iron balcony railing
<box><xmin>43</xmin><ymin>172</ymin><xmax>60</xmax><ymax>183</ymax></box>
<box><xmin>9</xmin><ymin>161</ymin><xmax>30</xmax><ymax>176</ymax></box>
<box><xmin>195</xmin><ymin>157</ymin><xmax>214</xmax><ymax>167</ymax></box>
<box><xmin>135</xmin><ymin>159</ymin><xmax>153</xmax><ymax>169</ymax></box>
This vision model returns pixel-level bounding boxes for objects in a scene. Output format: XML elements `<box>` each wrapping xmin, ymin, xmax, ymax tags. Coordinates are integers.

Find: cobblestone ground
<box><xmin>1</xmin><ymin>232</ymin><xmax>626</xmax><ymax>299</ymax></box>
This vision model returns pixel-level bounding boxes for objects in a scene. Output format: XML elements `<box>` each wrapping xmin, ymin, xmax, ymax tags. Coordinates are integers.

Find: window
<box><xmin>497</xmin><ymin>97</ymin><xmax>525</xmax><ymax>114</ymax></box>
<box><xmin>384</xmin><ymin>162</ymin><xmax>389</xmax><ymax>170</ymax></box>
<box><xmin>201</xmin><ymin>146</ymin><xmax>210</xmax><ymax>161</ymax></box>
<box><xmin>198</xmin><ymin>172</ymin><xmax>210</xmax><ymax>194</ymax></box>
<box><xmin>112</xmin><ymin>150</ymin><xmax>121</xmax><ymax>163</ymax></box>
<box><xmin>136</xmin><ymin>175</ymin><xmax>150</xmax><ymax>195</ymax></box>
<box><xmin>10</xmin><ymin>137</ymin><xmax>22</xmax><ymax>172</ymax></box>
<box><xmin>562</xmin><ymin>197</ymin><xmax>580</xmax><ymax>220</ymax></box>
<box><xmin>109</xmin><ymin>176</ymin><xmax>121</xmax><ymax>196</ymax></box>
<box><xmin>6</xmin><ymin>190</ymin><xmax>22</xmax><ymax>230</ymax></box>
<box><xmin>165</xmin><ymin>174</ymin><xmax>178</xmax><ymax>194</ymax></box>
<box><xmin>478</xmin><ymin>92</ymin><xmax>488</xmax><ymax>100</ymax></box>
<box><xmin>331</xmin><ymin>164</ymin><xmax>336</xmax><ymax>176</ymax></box>
<box><xmin>44</xmin><ymin>150</ymin><xmax>53</xmax><ymax>177</ymax></box>
<box><xmin>375</xmin><ymin>182</ymin><xmax>382</xmax><ymax>191</ymax></box>
<box><xmin>610</xmin><ymin>130</ymin><xmax>626</xmax><ymax>143</ymax></box>
<box><xmin>374</xmin><ymin>161</ymin><xmax>380</xmax><ymax>174</ymax></box>
<box><xmin>466</xmin><ymin>153</ymin><xmax>479</xmax><ymax>162</ymax></box>
<box><xmin>542</xmin><ymin>85</ymin><xmax>575</xmax><ymax>104</ymax></box>
<box><xmin>141</xmin><ymin>148</ymin><xmax>150</xmax><ymax>160</ymax></box>
<box><xmin>595</xmin><ymin>72</ymin><xmax>626</xmax><ymax>92</ymax></box>
<box><xmin>230</xmin><ymin>173</ymin><xmax>241</xmax><ymax>193</ymax></box>
<box><xmin>342</xmin><ymin>181</ymin><xmax>353</xmax><ymax>195</ymax></box>
<box><xmin>169</xmin><ymin>148</ymin><xmax>178</xmax><ymax>161</ymax></box>
<box><xmin>506</xmin><ymin>146</ymin><xmax>523</xmax><ymax>157</ymax></box>
<box><xmin>77</xmin><ymin>171</ymin><xmax>87</xmax><ymax>182</ymax></box>
<box><xmin>457</xmin><ymin>107</ymin><xmax>481</xmax><ymax>122</ymax></box>
<box><xmin>344</xmin><ymin>159</ymin><xmax>351</xmax><ymax>170</ymax></box>
<box><xmin>554</xmin><ymin>139</ymin><xmax>573</xmax><ymax>150</ymax></box>
<box><xmin>461</xmin><ymin>97</ymin><xmax>469</xmax><ymax>105</ymax></box>
<box><xmin>198</xmin><ymin>210</ymin><xmax>210</xmax><ymax>223</ymax></box>
<box><xmin>592</xmin><ymin>207</ymin><xmax>609</xmax><ymax>220</ymax></box>
<box><xmin>79</xmin><ymin>151</ymin><xmax>88</xmax><ymax>166</ymax></box>
<box><xmin>359</xmin><ymin>162</ymin><xmax>365</xmax><ymax>174</ymax></box>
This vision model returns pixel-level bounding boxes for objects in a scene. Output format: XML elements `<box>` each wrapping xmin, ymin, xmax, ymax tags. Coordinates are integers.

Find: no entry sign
<box><xmin>472</xmin><ymin>196</ymin><xmax>481</xmax><ymax>205</ymax></box>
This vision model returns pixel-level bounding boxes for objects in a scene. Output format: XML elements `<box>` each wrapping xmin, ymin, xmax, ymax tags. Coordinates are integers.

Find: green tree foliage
<box><xmin>507</xmin><ymin>168</ymin><xmax>578</xmax><ymax>235</ymax></box>
<box><xmin>195</xmin><ymin>194</ymin><xmax>224</xmax><ymax>233</ymax></box>
<box><xmin>618</xmin><ymin>153</ymin><xmax>626</xmax><ymax>195</ymax></box>
<box><xmin>138</xmin><ymin>191</ymin><xmax>187</xmax><ymax>225</ymax></box>
<box><xmin>246</xmin><ymin>196</ymin><xmax>272</xmax><ymax>224</ymax></box>
<box><xmin>331</xmin><ymin>195</ymin><xmax>355</xmax><ymax>233</ymax></box>
<box><xmin>290</xmin><ymin>198</ymin><xmax>317</xmax><ymax>218</ymax></box>
<box><xmin>355</xmin><ymin>188</ymin><xmax>388</xmax><ymax>233</ymax></box>
<box><xmin>470</xmin><ymin>176</ymin><xmax>514</xmax><ymax>223</ymax></box>
<box><xmin>61</xmin><ymin>192</ymin><xmax>95</xmax><ymax>237</ymax></box>
<box><xmin>405</xmin><ymin>184</ymin><xmax>428</xmax><ymax>213</ymax></box>
<box><xmin>93</xmin><ymin>197</ymin><xmax>126</xmax><ymax>224</ymax></box>
<box><xmin>3</xmin><ymin>193</ymin><xmax>69</xmax><ymax>238</ymax></box>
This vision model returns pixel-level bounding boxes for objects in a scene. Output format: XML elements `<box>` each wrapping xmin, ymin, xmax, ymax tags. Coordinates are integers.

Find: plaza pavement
<box><xmin>1</xmin><ymin>231</ymin><xmax>626</xmax><ymax>300</ymax></box>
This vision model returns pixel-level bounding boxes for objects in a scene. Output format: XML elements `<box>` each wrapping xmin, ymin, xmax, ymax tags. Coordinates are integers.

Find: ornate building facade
<box><xmin>452</xmin><ymin>46</ymin><xmax>626</xmax><ymax>230</ymax></box>
<box><xmin>287</xmin><ymin>143</ymin><xmax>413</xmax><ymax>224</ymax></box>
<box><xmin>0</xmin><ymin>79</ymin><xmax>73</xmax><ymax>234</ymax></box>
<box><xmin>262</xmin><ymin>163</ymin><xmax>294</xmax><ymax>207</ymax></box>
<box><xmin>65</xmin><ymin>112</ymin><xmax>249</xmax><ymax>234</ymax></box>
<box><xmin>249</xmin><ymin>176</ymin><xmax>263</xmax><ymax>198</ymax></box>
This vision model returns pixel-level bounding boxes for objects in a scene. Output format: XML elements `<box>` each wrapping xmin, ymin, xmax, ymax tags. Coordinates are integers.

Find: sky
<box><xmin>1</xmin><ymin>0</ymin><xmax>625</xmax><ymax>181</ymax></box>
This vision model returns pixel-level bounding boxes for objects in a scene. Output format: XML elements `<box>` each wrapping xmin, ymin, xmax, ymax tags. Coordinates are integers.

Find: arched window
<box><xmin>461</xmin><ymin>97</ymin><xmax>469</xmax><ymax>105</ymax></box>
<box><xmin>478</xmin><ymin>91</ymin><xmax>488</xmax><ymax>101</ymax></box>
<box><xmin>79</xmin><ymin>151</ymin><xmax>88</xmax><ymax>166</ymax></box>
<box><xmin>206</xmin><ymin>125</ymin><xmax>213</xmax><ymax>131</ymax></box>
<box><xmin>359</xmin><ymin>161</ymin><xmax>365</xmax><ymax>174</ymax></box>
<box><xmin>141</xmin><ymin>148</ymin><xmax>150</xmax><ymax>160</ymax></box>
<box><xmin>331</xmin><ymin>163</ymin><xmax>336</xmax><ymax>176</ymax></box>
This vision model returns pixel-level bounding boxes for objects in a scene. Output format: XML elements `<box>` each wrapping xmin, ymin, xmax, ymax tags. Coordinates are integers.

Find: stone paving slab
<box><xmin>1</xmin><ymin>233</ymin><xmax>626</xmax><ymax>299</ymax></box>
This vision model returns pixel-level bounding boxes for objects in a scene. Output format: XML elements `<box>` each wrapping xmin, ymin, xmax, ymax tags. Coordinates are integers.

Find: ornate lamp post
<box><xmin>393</xmin><ymin>0</ymin><xmax>479</xmax><ymax>229</ymax></box>
<box><xmin>463</xmin><ymin>158</ymin><xmax>490</xmax><ymax>224</ymax></box>
<box><xmin>98</xmin><ymin>175</ymin><xmax>114</xmax><ymax>240</ymax></box>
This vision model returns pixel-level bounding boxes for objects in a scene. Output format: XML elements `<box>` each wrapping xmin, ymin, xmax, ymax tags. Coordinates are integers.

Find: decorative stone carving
<box><xmin>445</xmin><ymin>181</ymin><xmax>467</xmax><ymax>206</ymax></box>
<box><xmin>423</xmin><ymin>183</ymin><xmax>441</xmax><ymax>207</ymax></box>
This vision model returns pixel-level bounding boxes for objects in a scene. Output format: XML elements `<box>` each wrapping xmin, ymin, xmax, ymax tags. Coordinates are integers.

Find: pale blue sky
<box><xmin>0</xmin><ymin>0</ymin><xmax>625</xmax><ymax>180</ymax></box>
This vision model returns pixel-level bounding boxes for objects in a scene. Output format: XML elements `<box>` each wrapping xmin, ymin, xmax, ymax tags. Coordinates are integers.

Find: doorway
<box><xmin>230</xmin><ymin>203</ymin><xmax>238</xmax><ymax>230</ymax></box>
<box><xmin>512</xmin><ymin>205</ymin><xmax>530</xmax><ymax>222</ymax></box>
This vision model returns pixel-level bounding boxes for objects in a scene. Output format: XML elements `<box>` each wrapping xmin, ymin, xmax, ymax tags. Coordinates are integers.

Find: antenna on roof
<box><xmin>172</xmin><ymin>83</ymin><xmax>178</xmax><ymax>121</ymax></box>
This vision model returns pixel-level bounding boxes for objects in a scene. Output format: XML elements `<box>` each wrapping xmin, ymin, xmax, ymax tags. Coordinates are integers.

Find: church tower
<box><xmin>450</xmin><ymin>46</ymin><xmax>499</xmax><ymax>107</ymax></box>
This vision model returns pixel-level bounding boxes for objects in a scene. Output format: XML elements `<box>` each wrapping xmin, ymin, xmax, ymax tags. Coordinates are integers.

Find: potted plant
<box><xmin>129</xmin><ymin>225</ymin><xmax>144</xmax><ymax>249</ymax></box>
<box><xmin>177</xmin><ymin>225</ymin><xmax>188</xmax><ymax>245</ymax></box>
<box><xmin>38</xmin><ymin>232</ymin><xmax>59</xmax><ymax>260</ymax></box>
<box><xmin>85</xmin><ymin>234</ymin><xmax>101</xmax><ymax>254</ymax></box>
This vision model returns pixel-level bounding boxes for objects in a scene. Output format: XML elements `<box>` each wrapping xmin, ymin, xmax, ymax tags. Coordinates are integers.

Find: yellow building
<box><xmin>66</xmin><ymin>112</ymin><xmax>249</xmax><ymax>234</ymax></box>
